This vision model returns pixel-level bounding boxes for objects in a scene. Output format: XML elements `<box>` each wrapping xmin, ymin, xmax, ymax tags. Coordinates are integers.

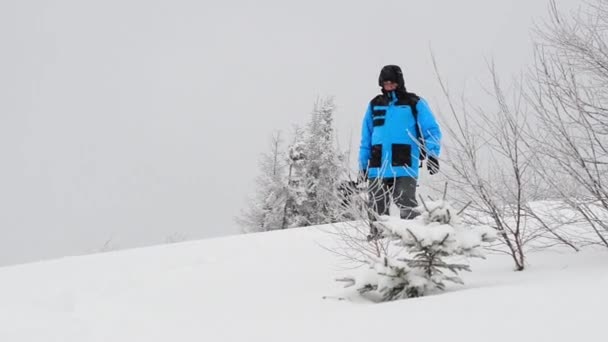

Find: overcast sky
<box><xmin>0</xmin><ymin>0</ymin><xmax>579</xmax><ymax>266</ymax></box>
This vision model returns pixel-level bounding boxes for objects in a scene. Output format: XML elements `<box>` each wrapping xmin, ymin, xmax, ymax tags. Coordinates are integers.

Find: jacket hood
<box><xmin>378</xmin><ymin>65</ymin><xmax>407</xmax><ymax>93</ymax></box>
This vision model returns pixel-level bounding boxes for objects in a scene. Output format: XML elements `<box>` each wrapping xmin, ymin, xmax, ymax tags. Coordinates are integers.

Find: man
<box><xmin>359</xmin><ymin>65</ymin><xmax>442</xmax><ymax>236</ymax></box>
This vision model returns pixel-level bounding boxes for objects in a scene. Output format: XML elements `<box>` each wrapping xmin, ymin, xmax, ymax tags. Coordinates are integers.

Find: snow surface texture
<box><xmin>0</xmin><ymin>225</ymin><xmax>606</xmax><ymax>342</ymax></box>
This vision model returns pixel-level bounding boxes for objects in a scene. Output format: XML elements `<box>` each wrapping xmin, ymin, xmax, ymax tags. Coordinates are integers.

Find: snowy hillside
<box><xmin>0</xmin><ymin>225</ymin><xmax>606</xmax><ymax>342</ymax></box>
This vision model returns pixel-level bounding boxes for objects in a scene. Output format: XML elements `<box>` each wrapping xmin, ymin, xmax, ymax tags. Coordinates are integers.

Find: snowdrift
<box><xmin>0</xmin><ymin>224</ymin><xmax>606</xmax><ymax>342</ymax></box>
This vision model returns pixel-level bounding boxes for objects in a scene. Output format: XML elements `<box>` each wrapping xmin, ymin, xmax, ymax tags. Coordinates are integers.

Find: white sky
<box><xmin>0</xmin><ymin>0</ymin><xmax>578</xmax><ymax>266</ymax></box>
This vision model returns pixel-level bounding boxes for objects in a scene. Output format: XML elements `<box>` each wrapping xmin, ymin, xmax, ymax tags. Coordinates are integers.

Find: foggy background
<box><xmin>0</xmin><ymin>0</ymin><xmax>577</xmax><ymax>266</ymax></box>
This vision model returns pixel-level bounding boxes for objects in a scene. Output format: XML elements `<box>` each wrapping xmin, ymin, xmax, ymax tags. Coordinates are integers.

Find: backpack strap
<box><xmin>406</xmin><ymin>93</ymin><xmax>426</xmax><ymax>166</ymax></box>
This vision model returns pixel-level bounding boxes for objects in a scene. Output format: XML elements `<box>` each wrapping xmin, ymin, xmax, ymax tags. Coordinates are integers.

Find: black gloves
<box><xmin>427</xmin><ymin>156</ymin><xmax>439</xmax><ymax>175</ymax></box>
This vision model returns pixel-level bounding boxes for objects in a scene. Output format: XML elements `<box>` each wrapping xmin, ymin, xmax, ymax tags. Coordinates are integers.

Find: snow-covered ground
<box><xmin>0</xmin><ymin>224</ymin><xmax>606</xmax><ymax>342</ymax></box>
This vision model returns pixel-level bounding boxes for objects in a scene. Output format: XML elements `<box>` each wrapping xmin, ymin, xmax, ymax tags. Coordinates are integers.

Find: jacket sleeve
<box><xmin>417</xmin><ymin>98</ymin><xmax>442</xmax><ymax>158</ymax></box>
<box><xmin>358</xmin><ymin>103</ymin><xmax>373</xmax><ymax>171</ymax></box>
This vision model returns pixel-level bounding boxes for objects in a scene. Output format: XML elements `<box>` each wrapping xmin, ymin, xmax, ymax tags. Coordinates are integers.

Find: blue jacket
<box><xmin>359</xmin><ymin>91</ymin><xmax>441</xmax><ymax>179</ymax></box>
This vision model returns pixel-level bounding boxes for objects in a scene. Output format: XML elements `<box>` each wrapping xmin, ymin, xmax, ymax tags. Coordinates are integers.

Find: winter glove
<box><xmin>427</xmin><ymin>156</ymin><xmax>439</xmax><ymax>175</ymax></box>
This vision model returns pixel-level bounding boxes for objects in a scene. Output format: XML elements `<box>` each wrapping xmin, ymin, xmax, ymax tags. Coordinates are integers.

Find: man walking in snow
<box><xmin>359</xmin><ymin>65</ymin><xmax>442</xmax><ymax>236</ymax></box>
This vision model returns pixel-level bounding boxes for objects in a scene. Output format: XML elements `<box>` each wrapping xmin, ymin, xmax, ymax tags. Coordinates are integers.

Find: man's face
<box><xmin>383</xmin><ymin>81</ymin><xmax>398</xmax><ymax>91</ymax></box>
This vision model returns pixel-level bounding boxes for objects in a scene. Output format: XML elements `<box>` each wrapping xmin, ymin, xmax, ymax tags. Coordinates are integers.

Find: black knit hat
<box><xmin>378</xmin><ymin>65</ymin><xmax>405</xmax><ymax>88</ymax></box>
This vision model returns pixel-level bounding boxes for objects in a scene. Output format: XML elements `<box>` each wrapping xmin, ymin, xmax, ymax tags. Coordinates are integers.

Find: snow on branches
<box><xmin>338</xmin><ymin>199</ymin><xmax>496</xmax><ymax>302</ymax></box>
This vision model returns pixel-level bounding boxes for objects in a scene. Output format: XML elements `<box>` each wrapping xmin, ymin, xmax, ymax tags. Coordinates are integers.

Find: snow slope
<box><xmin>0</xmin><ymin>225</ymin><xmax>606</xmax><ymax>342</ymax></box>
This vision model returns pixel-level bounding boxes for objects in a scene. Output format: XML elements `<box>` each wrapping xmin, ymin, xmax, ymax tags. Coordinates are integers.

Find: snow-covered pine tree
<box><xmin>295</xmin><ymin>97</ymin><xmax>347</xmax><ymax>226</ymax></box>
<box><xmin>338</xmin><ymin>197</ymin><xmax>497</xmax><ymax>301</ymax></box>
<box><xmin>282</xmin><ymin>126</ymin><xmax>308</xmax><ymax>228</ymax></box>
<box><xmin>236</xmin><ymin>132</ymin><xmax>289</xmax><ymax>232</ymax></box>
<box><xmin>238</xmin><ymin>97</ymin><xmax>350</xmax><ymax>231</ymax></box>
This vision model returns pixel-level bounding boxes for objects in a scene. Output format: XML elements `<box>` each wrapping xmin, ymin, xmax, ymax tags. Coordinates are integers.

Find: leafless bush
<box><xmin>318</xmin><ymin>166</ymin><xmax>397</xmax><ymax>266</ymax></box>
<box><xmin>430</xmin><ymin>53</ymin><xmax>580</xmax><ymax>270</ymax></box>
<box><xmin>527</xmin><ymin>0</ymin><xmax>608</xmax><ymax>248</ymax></box>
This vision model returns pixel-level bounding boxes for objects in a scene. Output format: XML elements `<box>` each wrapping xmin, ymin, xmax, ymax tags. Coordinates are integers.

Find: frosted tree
<box><xmin>337</xmin><ymin>194</ymin><xmax>497</xmax><ymax>302</ymax></box>
<box><xmin>527</xmin><ymin>0</ymin><xmax>608</xmax><ymax>248</ymax></box>
<box><xmin>296</xmin><ymin>97</ymin><xmax>347</xmax><ymax>226</ymax></box>
<box><xmin>282</xmin><ymin>126</ymin><xmax>308</xmax><ymax>228</ymax></box>
<box><xmin>237</xmin><ymin>132</ymin><xmax>289</xmax><ymax>232</ymax></box>
<box><xmin>238</xmin><ymin>97</ymin><xmax>349</xmax><ymax>231</ymax></box>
